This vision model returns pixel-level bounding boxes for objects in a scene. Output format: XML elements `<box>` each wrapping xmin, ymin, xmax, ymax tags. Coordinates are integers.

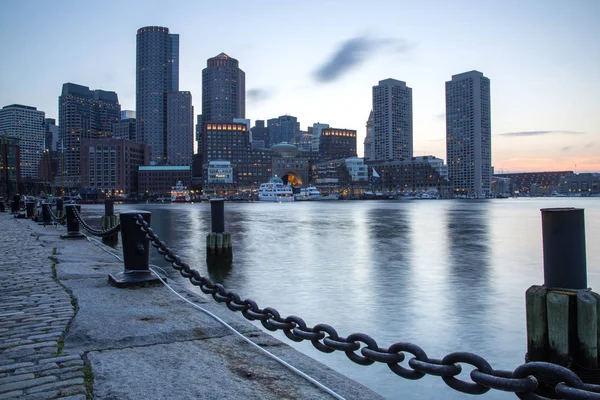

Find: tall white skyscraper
<box><xmin>0</xmin><ymin>104</ymin><xmax>45</xmax><ymax>179</ymax></box>
<box><xmin>372</xmin><ymin>79</ymin><xmax>413</xmax><ymax>160</ymax></box>
<box><xmin>311</xmin><ymin>122</ymin><xmax>329</xmax><ymax>152</ymax></box>
<box><xmin>445</xmin><ymin>70</ymin><xmax>491</xmax><ymax>198</ymax></box>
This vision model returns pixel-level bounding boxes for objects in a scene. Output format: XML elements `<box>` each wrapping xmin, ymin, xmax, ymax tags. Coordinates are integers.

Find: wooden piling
<box><xmin>577</xmin><ymin>291</ymin><xmax>598</xmax><ymax>368</ymax></box>
<box><xmin>546</xmin><ymin>292</ymin><xmax>570</xmax><ymax>366</ymax></box>
<box><xmin>526</xmin><ymin>285</ymin><xmax>548</xmax><ymax>361</ymax></box>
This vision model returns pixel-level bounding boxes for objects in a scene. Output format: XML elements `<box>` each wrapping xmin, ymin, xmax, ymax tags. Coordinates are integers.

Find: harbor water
<box><xmin>82</xmin><ymin>198</ymin><xmax>600</xmax><ymax>399</ymax></box>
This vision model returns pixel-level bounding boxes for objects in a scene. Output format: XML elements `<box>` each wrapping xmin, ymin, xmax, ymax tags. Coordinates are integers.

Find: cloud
<box><xmin>313</xmin><ymin>35</ymin><xmax>413</xmax><ymax>83</ymax></box>
<box><xmin>434</xmin><ymin>113</ymin><xmax>445</xmax><ymax>121</ymax></box>
<box><xmin>247</xmin><ymin>88</ymin><xmax>272</xmax><ymax>102</ymax></box>
<box><xmin>497</xmin><ymin>130</ymin><xmax>585</xmax><ymax>137</ymax></box>
<box><xmin>586</xmin><ymin>142</ymin><xmax>595</xmax><ymax>148</ymax></box>
<box><xmin>562</xmin><ymin>146</ymin><xmax>571</xmax><ymax>152</ymax></box>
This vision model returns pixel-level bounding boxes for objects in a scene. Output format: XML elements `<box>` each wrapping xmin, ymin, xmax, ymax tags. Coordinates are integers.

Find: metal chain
<box><xmin>134</xmin><ymin>214</ymin><xmax>600</xmax><ymax>398</ymax></box>
<box><xmin>73</xmin><ymin>207</ymin><xmax>120</xmax><ymax>238</ymax></box>
<box><xmin>47</xmin><ymin>205</ymin><xmax>67</xmax><ymax>223</ymax></box>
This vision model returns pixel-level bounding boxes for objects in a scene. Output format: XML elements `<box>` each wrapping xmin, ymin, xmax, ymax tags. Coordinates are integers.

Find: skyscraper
<box><xmin>136</xmin><ymin>26</ymin><xmax>179</xmax><ymax>164</ymax></box>
<box><xmin>267</xmin><ymin>116</ymin><xmax>299</xmax><ymax>146</ymax></box>
<box><xmin>0</xmin><ymin>104</ymin><xmax>45</xmax><ymax>179</ymax></box>
<box><xmin>201</xmin><ymin>53</ymin><xmax>245</xmax><ymax>124</ymax></box>
<box><xmin>311</xmin><ymin>122</ymin><xmax>329</xmax><ymax>153</ymax></box>
<box><xmin>58</xmin><ymin>83</ymin><xmax>120</xmax><ymax>185</ymax></box>
<box><xmin>445</xmin><ymin>70</ymin><xmax>491</xmax><ymax>197</ymax></box>
<box><xmin>166</xmin><ymin>91</ymin><xmax>193</xmax><ymax>166</ymax></box>
<box><xmin>372</xmin><ymin>79</ymin><xmax>413</xmax><ymax>160</ymax></box>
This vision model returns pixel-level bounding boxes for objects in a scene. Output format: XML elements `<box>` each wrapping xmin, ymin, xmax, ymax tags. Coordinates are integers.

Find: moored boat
<box><xmin>171</xmin><ymin>181</ymin><xmax>191</xmax><ymax>202</ymax></box>
<box><xmin>295</xmin><ymin>186</ymin><xmax>322</xmax><ymax>201</ymax></box>
<box><xmin>258</xmin><ymin>177</ymin><xmax>294</xmax><ymax>202</ymax></box>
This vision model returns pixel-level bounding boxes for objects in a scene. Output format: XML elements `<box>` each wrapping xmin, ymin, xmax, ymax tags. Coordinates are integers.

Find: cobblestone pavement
<box><xmin>0</xmin><ymin>212</ymin><xmax>86</xmax><ymax>400</ymax></box>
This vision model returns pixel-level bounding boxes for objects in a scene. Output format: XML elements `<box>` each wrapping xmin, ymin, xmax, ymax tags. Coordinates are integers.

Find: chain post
<box><xmin>108</xmin><ymin>210</ymin><xmax>163</xmax><ymax>288</ymax></box>
<box><xmin>39</xmin><ymin>202</ymin><xmax>51</xmax><ymax>225</ymax></box>
<box><xmin>101</xmin><ymin>198</ymin><xmax>118</xmax><ymax>245</ymax></box>
<box><xmin>60</xmin><ymin>204</ymin><xmax>85</xmax><ymax>239</ymax></box>
<box><xmin>206</xmin><ymin>199</ymin><xmax>232</xmax><ymax>270</ymax></box>
<box><xmin>56</xmin><ymin>198</ymin><xmax>64</xmax><ymax>220</ymax></box>
<box><xmin>25</xmin><ymin>201</ymin><xmax>35</xmax><ymax>218</ymax></box>
<box><xmin>11</xmin><ymin>194</ymin><xmax>20</xmax><ymax>213</ymax></box>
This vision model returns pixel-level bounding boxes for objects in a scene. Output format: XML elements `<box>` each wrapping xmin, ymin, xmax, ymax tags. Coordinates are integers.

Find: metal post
<box><xmin>108</xmin><ymin>210</ymin><xmax>163</xmax><ymax>288</ymax></box>
<box><xmin>210</xmin><ymin>199</ymin><xmax>225</xmax><ymax>233</ymax></box>
<box><xmin>61</xmin><ymin>204</ymin><xmax>85</xmax><ymax>239</ymax></box>
<box><xmin>541</xmin><ymin>208</ymin><xmax>587</xmax><ymax>289</ymax></box>
<box><xmin>56</xmin><ymin>198</ymin><xmax>63</xmax><ymax>213</ymax></box>
<box><xmin>26</xmin><ymin>201</ymin><xmax>35</xmax><ymax>218</ymax></box>
<box><xmin>11</xmin><ymin>195</ymin><xmax>20</xmax><ymax>213</ymax></box>
<box><xmin>104</xmin><ymin>198</ymin><xmax>114</xmax><ymax>217</ymax></box>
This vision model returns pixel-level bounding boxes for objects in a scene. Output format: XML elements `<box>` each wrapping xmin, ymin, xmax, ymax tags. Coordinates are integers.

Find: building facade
<box><xmin>368</xmin><ymin>156</ymin><xmax>450</xmax><ymax>194</ymax></box>
<box><xmin>0</xmin><ymin>136</ymin><xmax>21</xmax><ymax>197</ymax></box>
<box><xmin>251</xmin><ymin>120</ymin><xmax>269</xmax><ymax>147</ymax></box>
<box><xmin>138</xmin><ymin>165</ymin><xmax>191</xmax><ymax>197</ymax></box>
<box><xmin>202</xmin><ymin>53</ymin><xmax>245</xmax><ymax>124</ymax></box>
<box><xmin>311</xmin><ymin>123</ymin><xmax>329</xmax><ymax>152</ymax></box>
<box><xmin>319</xmin><ymin>128</ymin><xmax>357</xmax><ymax>160</ymax></box>
<box><xmin>558</xmin><ymin>173</ymin><xmax>600</xmax><ymax>196</ymax></box>
<box><xmin>0</xmin><ymin>104</ymin><xmax>45</xmax><ymax>179</ymax></box>
<box><xmin>363</xmin><ymin>111</ymin><xmax>374</xmax><ymax>161</ymax></box>
<box><xmin>268</xmin><ymin>116</ymin><xmax>299</xmax><ymax>146</ymax></box>
<box><xmin>372</xmin><ymin>79</ymin><xmax>413</xmax><ymax>161</ymax></box>
<box><xmin>58</xmin><ymin>83</ymin><xmax>120</xmax><ymax>187</ymax></box>
<box><xmin>136</xmin><ymin>26</ymin><xmax>179</xmax><ymax>164</ymax></box>
<box><xmin>113</xmin><ymin>118</ymin><xmax>136</xmax><ymax>141</ymax></box>
<box><xmin>44</xmin><ymin>118</ymin><xmax>59</xmax><ymax>152</ymax></box>
<box><xmin>80</xmin><ymin>138</ymin><xmax>151</xmax><ymax>196</ymax></box>
<box><xmin>166</xmin><ymin>91</ymin><xmax>193</xmax><ymax>166</ymax></box>
<box><xmin>446</xmin><ymin>70</ymin><xmax>491</xmax><ymax>197</ymax></box>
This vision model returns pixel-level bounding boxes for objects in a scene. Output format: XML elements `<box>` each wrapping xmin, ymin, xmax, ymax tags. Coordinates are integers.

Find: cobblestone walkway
<box><xmin>0</xmin><ymin>213</ymin><xmax>86</xmax><ymax>399</ymax></box>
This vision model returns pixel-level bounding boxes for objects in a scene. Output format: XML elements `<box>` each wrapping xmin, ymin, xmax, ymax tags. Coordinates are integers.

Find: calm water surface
<box><xmin>82</xmin><ymin>198</ymin><xmax>600</xmax><ymax>399</ymax></box>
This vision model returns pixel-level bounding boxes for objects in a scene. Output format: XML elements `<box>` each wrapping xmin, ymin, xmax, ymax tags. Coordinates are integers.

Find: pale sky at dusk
<box><xmin>1</xmin><ymin>0</ymin><xmax>599</xmax><ymax>172</ymax></box>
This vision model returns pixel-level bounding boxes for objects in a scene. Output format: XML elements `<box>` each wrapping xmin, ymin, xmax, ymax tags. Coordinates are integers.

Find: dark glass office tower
<box><xmin>201</xmin><ymin>53</ymin><xmax>245</xmax><ymax>124</ymax></box>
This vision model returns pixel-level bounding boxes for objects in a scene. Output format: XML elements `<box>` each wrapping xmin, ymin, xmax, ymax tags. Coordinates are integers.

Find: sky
<box><xmin>1</xmin><ymin>0</ymin><xmax>599</xmax><ymax>173</ymax></box>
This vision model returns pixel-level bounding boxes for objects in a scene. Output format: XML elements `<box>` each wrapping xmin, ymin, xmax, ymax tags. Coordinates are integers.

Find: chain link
<box><xmin>134</xmin><ymin>213</ymin><xmax>599</xmax><ymax>398</ymax></box>
<box><xmin>47</xmin><ymin>205</ymin><xmax>67</xmax><ymax>223</ymax></box>
<box><xmin>73</xmin><ymin>207</ymin><xmax>120</xmax><ymax>238</ymax></box>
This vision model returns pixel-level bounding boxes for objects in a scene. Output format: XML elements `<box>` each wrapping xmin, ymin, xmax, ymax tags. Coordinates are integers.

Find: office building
<box><xmin>138</xmin><ymin>165</ymin><xmax>191</xmax><ymax>197</ymax></box>
<box><xmin>201</xmin><ymin>53</ymin><xmax>245</xmax><ymax>124</ymax></box>
<box><xmin>319</xmin><ymin>128</ymin><xmax>357</xmax><ymax>160</ymax></box>
<box><xmin>368</xmin><ymin>156</ymin><xmax>450</xmax><ymax>194</ymax></box>
<box><xmin>0</xmin><ymin>136</ymin><xmax>21</xmax><ymax>197</ymax></box>
<box><xmin>363</xmin><ymin>111</ymin><xmax>374</xmax><ymax>160</ymax></box>
<box><xmin>58</xmin><ymin>83</ymin><xmax>120</xmax><ymax>186</ymax></box>
<box><xmin>136</xmin><ymin>26</ymin><xmax>179</xmax><ymax>164</ymax></box>
<box><xmin>311</xmin><ymin>123</ymin><xmax>329</xmax><ymax>152</ymax></box>
<box><xmin>372</xmin><ymin>79</ymin><xmax>413</xmax><ymax>160</ymax></box>
<box><xmin>80</xmin><ymin>138</ymin><xmax>151</xmax><ymax>196</ymax></box>
<box><xmin>0</xmin><ymin>104</ymin><xmax>45</xmax><ymax>179</ymax></box>
<box><xmin>166</xmin><ymin>91</ymin><xmax>193</xmax><ymax>166</ymax></box>
<box><xmin>267</xmin><ymin>116</ymin><xmax>299</xmax><ymax>146</ymax></box>
<box><xmin>44</xmin><ymin>118</ymin><xmax>59</xmax><ymax>152</ymax></box>
<box><xmin>251</xmin><ymin>120</ymin><xmax>269</xmax><ymax>147</ymax></box>
<box><xmin>121</xmin><ymin>110</ymin><xmax>136</xmax><ymax>120</ymax></box>
<box><xmin>113</xmin><ymin>118</ymin><xmax>136</xmax><ymax>141</ymax></box>
<box><xmin>445</xmin><ymin>70</ymin><xmax>491</xmax><ymax>197</ymax></box>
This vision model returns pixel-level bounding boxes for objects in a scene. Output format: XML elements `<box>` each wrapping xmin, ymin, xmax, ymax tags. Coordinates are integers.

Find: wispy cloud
<box><xmin>586</xmin><ymin>142</ymin><xmax>595</xmax><ymax>149</ymax></box>
<box><xmin>313</xmin><ymin>35</ymin><xmax>413</xmax><ymax>83</ymax></box>
<box><xmin>247</xmin><ymin>88</ymin><xmax>272</xmax><ymax>102</ymax></box>
<box><xmin>497</xmin><ymin>130</ymin><xmax>585</xmax><ymax>137</ymax></box>
<box><xmin>562</xmin><ymin>146</ymin><xmax>571</xmax><ymax>152</ymax></box>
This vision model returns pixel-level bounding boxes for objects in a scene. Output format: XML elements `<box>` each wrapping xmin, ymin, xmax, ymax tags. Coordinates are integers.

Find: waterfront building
<box><xmin>113</xmin><ymin>118</ymin><xmax>136</xmax><ymax>141</ymax></box>
<box><xmin>311</xmin><ymin>122</ymin><xmax>329</xmax><ymax>153</ymax></box>
<box><xmin>166</xmin><ymin>91</ymin><xmax>193</xmax><ymax>166</ymax></box>
<box><xmin>44</xmin><ymin>118</ymin><xmax>59</xmax><ymax>152</ymax></box>
<box><xmin>138</xmin><ymin>165</ymin><xmax>191</xmax><ymax>197</ymax></box>
<box><xmin>312</xmin><ymin>157</ymin><xmax>369</xmax><ymax>194</ymax></box>
<box><xmin>363</xmin><ymin>111</ymin><xmax>374</xmax><ymax>161</ymax></box>
<box><xmin>372</xmin><ymin>79</ymin><xmax>413</xmax><ymax>160</ymax></box>
<box><xmin>251</xmin><ymin>120</ymin><xmax>269</xmax><ymax>147</ymax></box>
<box><xmin>203</xmin><ymin>160</ymin><xmax>234</xmax><ymax>193</ymax></box>
<box><xmin>270</xmin><ymin>143</ymin><xmax>315</xmax><ymax>186</ymax></box>
<box><xmin>58</xmin><ymin>83</ymin><xmax>120</xmax><ymax>187</ymax></box>
<box><xmin>296</xmin><ymin>130</ymin><xmax>312</xmax><ymax>152</ymax></box>
<box><xmin>38</xmin><ymin>151</ymin><xmax>59</xmax><ymax>187</ymax></box>
<box><xmin>494</xmin><ymin>171</ymin><xmax>571</xmax><ymax>195</ymax></box>
<box><xmin>202</xmin><ymin>53</ymin><xmax>245</xmax><ymax>124</ymax></box>
<box><xmin>367</xmin><ymin>156</ymin><xmax>450</xmax><ymax>194</ymax></box>
<box><xmin>558</xmin><ymin>173</ymin><xmax>600</xmax><ymax>196</ymax></box>
<box><xmin>446</xmin><ymin>70</ymin><xmax>491</xmax><ymax>197</ymax></box>
<box><xmin>0</xmin><ymin>104</ymin><xmax>45</xmax><ymax>179</ymax></box>
<box><xmin>491</xmin><ymin>176</ymin><xmax>512</xmax><ymax>196</ymax></box>
<box><xmin>319</xmin><ymin>128</ymin><xmax>357</xmax><ymax>160</ymax></box>
<box><xmin>268</xmin><ymin>116</ymin><xmax>299</xmax><ymax>146</ymax></box>
<box><xmin>0</xmin><ymin>136</ymin><xmax>21</xmax><ymax>197</ymax></box>
<box><xmin>80</xmin><ymin>138</ymin><xmax>150</xmax><ymax>197</ymax></box>
<box><xmin>136</xmin><ymin>26</ymin><xmax>179</xmax><ymax>164</ymax></box>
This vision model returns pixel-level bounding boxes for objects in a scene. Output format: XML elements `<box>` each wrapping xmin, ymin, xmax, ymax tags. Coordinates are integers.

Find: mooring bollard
<box><xmin>26</xmin><ymin>201</ymin><xmax>35</xmax><ymax>218</ymax></box>
<box><xmin>56</xmin><ymin>198</ymin><xmax>64</xmax><ymax>220</ymax></box>
<box><xmin>525</xmin><ymin>208</ymin><xmax>598</xmax><ymax>395</ymax></box>
<box><xmin>40</xmin><ymin>202</ymin><xmax>51</xmax><ymax>225</ymax></box>
<box><xmin>108</xmin><ymin>210</ymin><xmax>163</xmax><ymax>288</ymax></box>
<box><xmin>60</xmin><ymin>204</ymin><xmax>85</xmax><ymax>239</ymax></box>
<box><xmin>11</xmin><ymin>195</ymin><xmax>20</xmax><ymax>213</ymax></box>
<box><xmin>0</xmin><ymin>200</ymin><xmax>5</xmax><ymax>212</ymax></box>
<box><xmin>206</xmin><ymin>199</ymin><xmax>232</xmax><ymax>268</ymax></box>
<box><xmin>101</xmin><ymin>199</ymin><xmax>118</xmax><ymax>245</ymax></box>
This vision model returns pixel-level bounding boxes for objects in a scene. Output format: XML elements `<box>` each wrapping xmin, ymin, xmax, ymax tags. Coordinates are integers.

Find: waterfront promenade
<box><xmin>0</xmin><ymin>211</ymin><xmax>382</xmax><ymax>399</ymax></box>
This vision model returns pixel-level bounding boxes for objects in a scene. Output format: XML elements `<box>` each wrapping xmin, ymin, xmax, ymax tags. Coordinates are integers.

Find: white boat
<box><xmin>415</xmin><ymin>192</ymin><xmax>439</xmax><ymax>200</ymax></box>
<box><xmin>321</xmin><ymin>193</ymin><xmax>340</xmax><ymax>201</ymax></box>
<box><xmin>295</xmin><ymin>186</ymin><xmax>322</xmax><ymax>201</ymax></box>
<box><xmin>171</xmin><ymin>181</ymin><xmax>190</xmax><ymax>202</ymax></box>
<box><xmin>258</xmin><ymin>177</ymin><xmax>294</xmax><ymax>202</ymax></box>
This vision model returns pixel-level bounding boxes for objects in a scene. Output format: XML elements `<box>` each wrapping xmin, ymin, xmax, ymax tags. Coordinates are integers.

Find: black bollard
<box><xmin>11</xmin><ymin>195</ymin><xmax>20</xmax><ymax>213</ymax></box>
<box><xmin>541</xmin><ymin>208</ymin><xmax>587</xmax><ymax>289</ymax></box>
<box><xmin>108</xmin><ymin>211</ymin><xmax>164</xmax><ymax>288</ymax></box>
<box><xmin>0</xmin><ymin>200</ymin><xmax>5</xmax><ymax>212</ymax></box>
<box><xmin>104</xmin><ymin>198</ymin><xmax>114</xmax><ymax>217</ymax></box>
<box><xmin>40</xmin><ymin>202</ymin><xmax>51</xmax><ymax>225</ymax></box>
<box><xmin>60</xmin><ymin>204</ymin><xmax>85</xmax><ymax>239</ymax></box>
<box><xmin>56</xmin><ymin>198</ymin><xmax>63</xmax><ymax>213</ymax></box>
<box><xmin>26</xmin><ymin>201</ymin><xmax>35</xmax><ymax>218</ymax></box>
<box><xmin>101</xmin><ymin>199</ymin><xmax>118</xmax><ymax>245</ymax></box>
<box><xmin>210</xmin><ymin>199</ymin><xmax>225</xmax><ymax>233</ymax></box>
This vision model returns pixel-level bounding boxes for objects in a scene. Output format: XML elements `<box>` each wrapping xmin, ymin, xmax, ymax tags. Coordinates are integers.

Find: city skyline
<box><xmin>1</xmin><ymin>1</ymin><xmax>599</xmax><ymax>172</ymax></box>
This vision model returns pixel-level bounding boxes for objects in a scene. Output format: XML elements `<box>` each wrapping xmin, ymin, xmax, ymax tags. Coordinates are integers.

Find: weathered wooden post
<box><xmin>108</xmin><ymin>210</ymin><xmax>164</xmax><ymax>288</ymax></box>
<box><xmin>526</xmin><ymin>208</ymin><xmax>598</xmax><ymax>395</ymax></box>
<box><xmin>101</xmin><ymin>198</ymin><xmax>118</xmax><ymax>245</ymax></box>
<box><xmin>206</xmin><ymin>199</ymin><xmax>232</xmax><ymax>268</ymax></box>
